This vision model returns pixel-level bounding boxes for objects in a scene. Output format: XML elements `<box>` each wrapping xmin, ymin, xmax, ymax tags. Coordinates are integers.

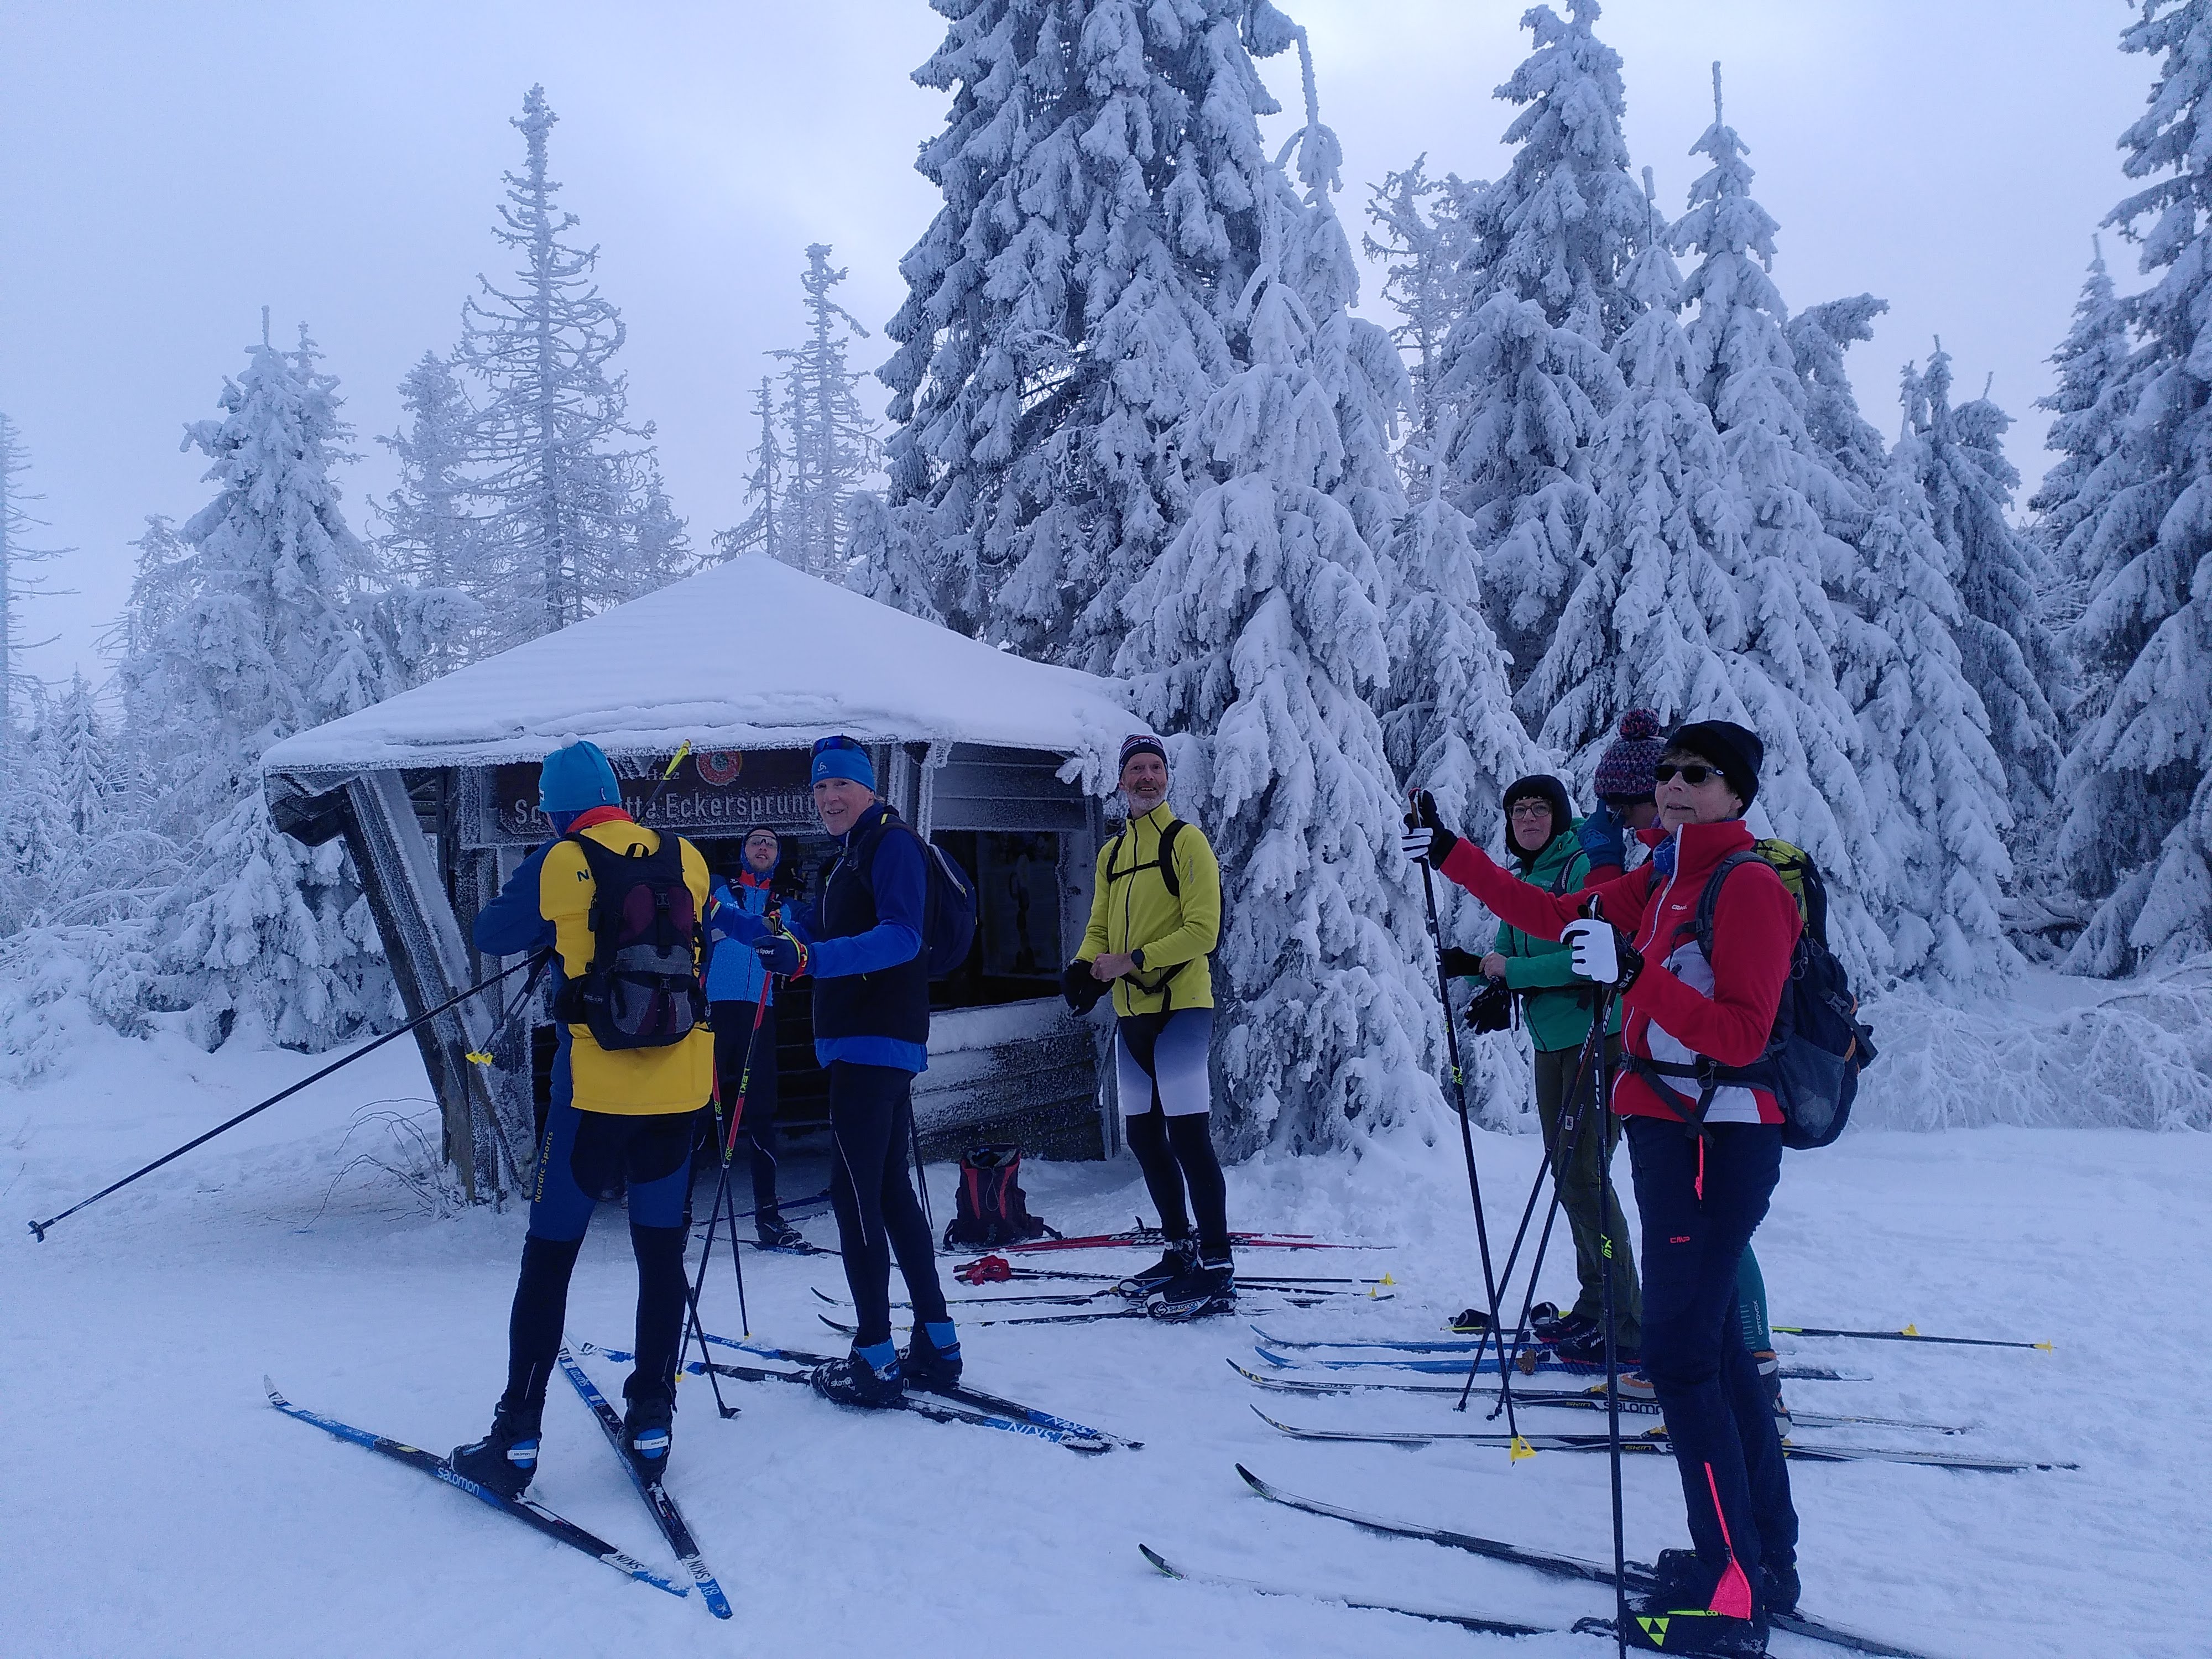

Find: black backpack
<box><xmin>551</xmin><ymin>831</ymin><xmax>708</xmax><ymax>1051</ymax></box>
<box><xmin>848</xmin><ymin>811</ymin><xmax>979</xmax><ymax>977</ymax></box>
<box><xmin>941</xmin><ymin>1145</ymin><xmax>1060</xmax><ymax>1250</ymax></box>
<box><xmin>1629</xmin><ymin>846</ymin><xmax>1876</xmax><ymax>1151</ymax></box>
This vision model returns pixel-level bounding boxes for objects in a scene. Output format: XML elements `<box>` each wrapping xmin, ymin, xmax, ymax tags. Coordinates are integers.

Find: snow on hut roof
<box><xmin>262</xmin><ymin>557</ymin><xmax>1133</xmax><ymax>780</ymax></box>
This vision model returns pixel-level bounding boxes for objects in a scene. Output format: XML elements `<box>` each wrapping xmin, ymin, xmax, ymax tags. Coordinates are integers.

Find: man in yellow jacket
<box><xmin>452</xmin><ymin>739</ymin><xmax>714</xmax><ymax>1499</ymax></box>
<box><xmin>1066</xmin><ymin>733</ymin><xmax>1230</xmax><ymax>1317</ymax></box>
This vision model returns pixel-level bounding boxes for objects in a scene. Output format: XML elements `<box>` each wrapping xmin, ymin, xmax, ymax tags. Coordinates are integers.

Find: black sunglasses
<box><xmin>1653</xmin><ymin>762</ymin><xmax>1719</xmax><ymax>786</ymax></box>
<box><xmin>812</xmin><ymin>734</ymin><xmax>866</xmax><ymax>759</ymax></box>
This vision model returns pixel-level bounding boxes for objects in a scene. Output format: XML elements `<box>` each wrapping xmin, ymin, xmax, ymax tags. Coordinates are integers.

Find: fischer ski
<box><xmin>1235</xmin><ymin>1464</ymin><xmax>1943</xmax><ymax>1659</ymax></box>
<box><xmin>555</xmin><ymin>1349</ymin><xmax>731</xmax><ymax>1619</ymax></box>
<box><xmin>1251</xmin><ymin>1343</ymin><xmax>1868</xmax><ymax>1383</ymax></box>
<box><xmin>1138</xmin><ymin>1542</ymin><xmax>1572</xmax><ymax>1639</ymax></box>
<box><xmin>1773</xmin><ymin>1323</ymin><xmax>2053</xmax><ymax>1352</ymax></box>
<box><xmin>263</xmin><ymin>1378</ymin><xmax>687</xmax><ymax>1599</ymax></box>
<box><xmin>1246</xmin><ymin>1406</ymin><xmax>2074</xmax><ymax>1470</ymax></box>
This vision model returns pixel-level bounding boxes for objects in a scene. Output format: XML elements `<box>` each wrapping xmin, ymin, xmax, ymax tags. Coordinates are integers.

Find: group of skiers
<box><xmin>452</xmin><ymin>709</ymin><xmax>1803</xmax><ymax>1656</ymax></box>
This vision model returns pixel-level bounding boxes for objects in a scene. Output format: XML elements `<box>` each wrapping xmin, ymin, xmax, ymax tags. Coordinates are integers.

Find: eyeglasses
<box><xmin>1653</xmin><ymin>763</ymin><xmax>1718</xmax><ymax>786</ymax></box>
<box><xmin>812</xmin><ymin>734</ymin><xmax>865</xmax><ymax>759</ymax></box>
<box><xmin>1507</xmin><ymin>801</ymin><xmax>1553</xmax><ymax>818</ymax></box>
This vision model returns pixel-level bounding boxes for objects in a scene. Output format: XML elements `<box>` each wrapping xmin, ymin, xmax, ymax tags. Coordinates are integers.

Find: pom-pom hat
<box><xmin>1593</xmin><ymin>709</ymin><xmax>1667</xmax><ymax>803</ymax></box>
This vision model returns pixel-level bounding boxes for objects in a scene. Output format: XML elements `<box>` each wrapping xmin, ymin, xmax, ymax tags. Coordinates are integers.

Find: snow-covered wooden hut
<box><xmin>260</xmin><ymin>559</ymin><xmax>1131</xmax><ymax>1201</ymax></box>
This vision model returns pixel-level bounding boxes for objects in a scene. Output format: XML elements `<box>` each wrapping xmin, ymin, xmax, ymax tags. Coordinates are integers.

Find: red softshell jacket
<box><xmin>1438</xmin><ymin>818</ymin><xmax>1802</xmax><ymax>1125</ymax></box>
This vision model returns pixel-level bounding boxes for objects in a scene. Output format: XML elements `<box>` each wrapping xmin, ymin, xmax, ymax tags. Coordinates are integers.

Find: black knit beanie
<box><xmin>1662</xmin><ymin>720</ymin><xmax>1764</xmax><ymax>810</ymax></box>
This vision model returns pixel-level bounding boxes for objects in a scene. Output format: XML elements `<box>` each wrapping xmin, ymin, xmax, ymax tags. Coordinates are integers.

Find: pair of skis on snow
<box><xmin>1142</xmin><ymin>1465</ymin><xmax>1940</xmax><ymax>1657</ymax></box>
<box><xmin>266</xmin><ymin>1346</ymin><xmax>733</xmax><ymax>1618</ymax></box>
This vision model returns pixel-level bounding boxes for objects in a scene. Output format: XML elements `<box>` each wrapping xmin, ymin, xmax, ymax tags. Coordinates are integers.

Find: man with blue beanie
<box><xmin>722</xmin><ymin>733</ymin><xmax>958</xmax><ymax>1407</ymax></box>
<box><xmin>703</xmin><ymin>826</ymin><xmax>801</xmax><ymax>1248</ymax></box>
<box><xmin>451</xmin><ymin>738</ymin><xmax>714</xmax><ymax>1496</ymax></box>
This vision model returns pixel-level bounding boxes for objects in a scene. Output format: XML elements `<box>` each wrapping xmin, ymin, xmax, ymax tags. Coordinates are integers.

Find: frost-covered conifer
<box><xmin>2031</xmin><ymin>242</ymin><xmax>2133</xmax><ymax>635</ymax></box>
<box><xmin>1117</xmin><ymin>49</ymin><xmax>1446</xmax><ymax>1151</ymax></box>
<box><xmin>1431</xmin><ymin>2</ymin><xmax>1645</xmax><ymax>682</ymax></box>
<box><xmin>1788</xmin><ymin>294</ymin><xmax>1893</xmax><ymax>508</ymax></box>
<box><xmin>1667</xmin><ymin>68</ymin><xmax>1885</xmax><ymax>971</ymax></box>
<box><xmin>460</xmin><ymin>86</ymin><xmax>686</xmax><ymax>645</ymax></box>
<box><xmin>0</xmin><ymin>414</ymin><xmax>64</xmax><ymax>776</ymax></box>
<box><xmin>716</xmin><ymin>377</ymin><xmax>785</xmax><ymax>564</ymax></box>
<box><xmin>1526</xmin><ymin>176</ymin><xmax>1752</xmax><ymax>783</ymax></box>
<box><xmin>2059</xmin><ymin>0</ymin><xmax>2212</xmax><ymax>969</ymax></box>
<box><xmin>374</xmin><ymin>352</ymin><xmax>487</xmax><ymax>678</ymax></box>
<box><xmin>140</xmin><ymin>321</ymin><xmax>395</xmax><ymax>1048</ymax></box>
<box><xmin>1839</xmin><ymin>442</ymin><xmax>2016</xmax><ymax>990</ymax></box>
<box><xmin>874</xmin><ymin>0</ymin><xmax>1298</xmax><ymax>665</ymax></box>
<box><xmin>770</xmin><ymin>246</ymin><xmax>879</xmax><ymax>577</ymax></box>
<box><xmin>1364</xmin><ymin>156</ymin><xmax>1481</xmax><ymax>493</ymax></box>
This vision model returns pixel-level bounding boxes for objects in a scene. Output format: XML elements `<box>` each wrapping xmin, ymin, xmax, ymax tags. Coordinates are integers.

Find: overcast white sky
<box><xmin>0</xmin><ymin>1</ymin><xmax>2155</xmax><ymax>687</ymax></box>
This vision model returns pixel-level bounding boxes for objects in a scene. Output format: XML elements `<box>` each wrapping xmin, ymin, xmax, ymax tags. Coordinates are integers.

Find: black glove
<box><xmin>771</xmin><ymin>862</ymin><xmax>811</xmax><ymax>901</ymax></box>
<box><xmin>1464</xmin><ymin>978</ymin><xmax>1514</xmax><ymax>1034</ymax></box>
<box><xmin>1061</xmin><ymin>960</ymin><xmax>1107</xmax><ymax>1015</ymax></box>
<box><xmin>1438</xmin><ymin>947</ymin><xmax>1485</xmax><ymax>980</ymax></box>
<box><xmin>1400</xmin><ymin>790</ymin><xmax>1459</xmax><ymax>867</ymax></box>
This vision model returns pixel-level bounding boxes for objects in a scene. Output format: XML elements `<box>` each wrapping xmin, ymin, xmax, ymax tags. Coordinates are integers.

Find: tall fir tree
<box><xmin>135</xmin><ymin>321</ymin><xmax>397</xmax><ymax>1048</ymax></box>
<box><xmin>1117</xmin><ymin>34</ymin><xmax>1451</xmax><ymax>1150</ymax></box>
<box><xmin>460</xmin><ymin>85</ymin><xmax>688</xmax><ymax>648</ymax></box>
<box><xmin>2059</xmin><ymin>0</ymin><xmax>2212</xmax><ymax>971</ymax></box>
<box><xmin>1668</xmin><ymin>66</ymin><xmax>1886</xmax><ymax>971</ymax></box>
<box><xmin>0</xmin><ymin>414</ymin><xmax>65</xmax><ymax>780</ymax></box>
<box><xmin>2031</xmin><ymin>241</ymin><xmax>2133</xmax><ymax>641</ymax></box>
<box><xmin>375</xmin><ymin>351</ymin><xmax>486</xmax><ymax>677</ymax></box>
<box><xmin>770</xmin><ymin>244</ymin><xmax>879</xmax><ymax>577</ymax></box>
<box><xmin>1432</xmin><ymin>1</ymin><xmax>1645</xmax><ymax>687</ymax></box>
<box><xmin>1363</xmin><ymin>155</ymin><xmax>1481</xmax><ymax>494</ymax></box>
<box><xmin>864</xmin><ymin>0</ymin><xmax>1302</xmax><ymax>665</ymax></box>
<box><xmin>716</xmin><ymin>376</ymin><xmax>785</xmax><ymax>562</ymax></box>
<box><xmin>1525</xmin><ymin>173</ymin><xmax>1753</xmax><ymax>783</ymax></box>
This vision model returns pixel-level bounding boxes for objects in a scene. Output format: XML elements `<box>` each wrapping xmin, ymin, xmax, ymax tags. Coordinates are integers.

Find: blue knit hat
<box><xmin>538</xmin><ymin>739</ymin><xmax>622</xmax><ymax>814</ymax></box>
<box><xmin>810</xmin><ymin>734</ymin><xmax>877</xmax><ymax>790</ymax></box>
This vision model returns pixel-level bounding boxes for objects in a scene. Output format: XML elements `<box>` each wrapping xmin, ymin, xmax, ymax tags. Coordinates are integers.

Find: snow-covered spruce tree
<box><xmin>1902</xmin><ymin>346</ymin><xmax>2065</xmax><ymax>819</ymax></box>
<box><xmin>1431</xmin><ymin>1</ymin><xmax>1645</xmax><ymax>686</ymax></box>
<box><xmin>1668</xmin><ymin>66</ymin><xmax>1887</xmax><ymax>974</ymax></box>
<box><xmin>869</xmin><ymin>0</ymin><xmax>1300</xmax><ymax>665</ymax></box>
<box><xmin>1117</xmin><ymin>49</ymin><xmax>1447</xmax><ymax>1152</ymax></box>
<box><xmin>460</xmin><ymin>85</ymin><xmax>686</xmax><ymax>648</ymax></box>
<box><xmin>1839</xmin><ymin>440</ymin><xmax>2017</xmax><ymax>991</ymax></box>
<box><xmin>2030</xmin><ymin>241</ymin><xmax>2133</xmax><ymax>638</ymax></box>
<box><xmin>139</xmin><ymin>321</ymin><xmax>395</xmax><ymax>1049</ymax></box>
<box><xmin>715</xmin><ymin>376</ymin><xmax>785</xmax><ymax>563</ymax></box>
<box><xmin>1364</xmin><ymin>155</ymin><xmax>1481</xmax><ymax>495</ymax></box>
<box><xmin>1788</xmin><ymin>294</ymin><xmax>1893</xmax><ymax>508</ymax></box>
<box><xmin>769</xmin><ymin>244</ymin><xmax>879</xmax><ymax>577</ymax></box>
<box><xmin>1524</xmin><ymin>175</ymin><xmax>1754</xmax><ymax>787</ymax></box>
<box><xmin>2059</xmin><ymin>0</ymin><xmax>2212</xmax><ymax>970</ymax></box>
<box><xmin>376</xmin><ymin>351</ymin><xmax>484</xmax><ymax>675</ymax></box>
<box><xmin>0</xmin><ymin>413</ymin><xmax>64</xmax><ymax>780</ymax></box>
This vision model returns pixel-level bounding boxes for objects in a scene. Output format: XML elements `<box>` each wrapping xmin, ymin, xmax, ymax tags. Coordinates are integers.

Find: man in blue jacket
<box><xmin>704</xmin><ymin>826</ymin><xmax>803</xmax><ymax>1248</ymax></box>
<box><xmin>724</xmin><ymin>735</ymin><xmax>958</xmax><ymax>1407</ymax></box>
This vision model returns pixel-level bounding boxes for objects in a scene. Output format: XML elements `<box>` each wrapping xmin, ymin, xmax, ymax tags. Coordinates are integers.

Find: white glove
<box><xmin>1562</xmin><ymin>918</ymin><xmax>1641</xmax><ymax>989</ymax></box>
<box><xmin>1399</xmin><ymin>826</ymin><xmax>1438</xmax><ymax>864</ymax></box>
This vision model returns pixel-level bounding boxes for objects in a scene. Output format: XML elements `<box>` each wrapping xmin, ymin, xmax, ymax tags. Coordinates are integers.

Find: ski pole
<box><xmin>1593</xmin><ymin>974</ymin><xmax>1626</xmax><ymax>1659</ymax></box>
<box><xmin>1771</xmin><ymin>1324</ymin><xmax>2053</xmax><ymax>1352</ymax></box>
<box><xmin>1408</xmin><ymin>794</ymin><xmax>1508</xmax><ymax>1420</ymax></box>
<box><xmin>1480</xmin><ymin>1081</ymin><xmax>1604</xmax><ymax>1431</ymax></box>
<box><xmin>27</xmin><ymin>950</ymin><xmax>548</xmax><ymax>1241</ymax></box>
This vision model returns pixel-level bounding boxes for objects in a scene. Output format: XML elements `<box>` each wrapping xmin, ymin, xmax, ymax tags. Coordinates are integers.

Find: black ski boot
<box><xmin>1113</xmin><ymin>1237</ymin><xmax>1198</xmax><ymax>1299</ymax></box>
<box><xmin>755</xmin><ymin>1209</ymin><xmax>807</xmax><ymax>1250</ymax></box>
<box><xmin>1625</xmin><ymin>1550</ymin><xmax>1770</xmax><ymax>1656</ymax></box>
<box><xmin>1553</xmin><ymin>1322</ymin><xmax>1638</xmax><ymax>1368</ymax></box>
<box><xmin>1762</xmin><ymin>1559</ymin><xmax>1801</xmax><ymax>1619</ymax></box>
<box><xmin>620</xmin><ymin>1383</ymin><xmax>675</xmax><ymax>1488</ymax></box>
<box><xmin>901</xmin><ymin>1322</ymin><xmax>964</xmax><ymax>1394</ymax></box>
<box><xmin>1147</xmin><ymin>1253</ymin><xmax>1235</xmax><ymax>1322</ymax></box>
<box><xmin>451</xmin><ymin>1401</ymin><xmax>542</xmax><ymax>1500</ymax></box>
<box><xmin>811</xmin><ymin>1346</ymin><xmax>906</xmax><ymax>1409</ymax></box>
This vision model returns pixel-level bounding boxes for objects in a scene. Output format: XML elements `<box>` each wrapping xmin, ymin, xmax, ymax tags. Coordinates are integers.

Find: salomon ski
<box><xmin>555</xmin><ymin>1349</ymin><xmax>731</xmax><ymax>1619</ymax></box>
<box><xmin>264</xmin><ymin>1379</ymin><xmax>686</xmax><ymax>1598</ymax></box>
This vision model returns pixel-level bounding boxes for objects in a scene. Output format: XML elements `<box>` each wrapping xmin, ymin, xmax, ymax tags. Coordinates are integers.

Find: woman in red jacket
<box><xmin>1404</xmin><ymin>719</ymin><xmax>1797</xmax><ymax>1658</ymax></box>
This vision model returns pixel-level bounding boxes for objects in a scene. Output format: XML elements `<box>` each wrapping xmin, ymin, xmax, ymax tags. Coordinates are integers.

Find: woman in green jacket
<box><xmin>1444</xmin><ymin>773</ymin><xmax>1640</xmax><ymax>1363</ymax></box>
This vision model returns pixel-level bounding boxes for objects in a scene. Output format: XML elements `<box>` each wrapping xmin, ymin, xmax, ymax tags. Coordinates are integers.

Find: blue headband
<box><xmin>810</xmin><ymin>735</ymin><xmax>876</xmax><ymax>791</ymax></box>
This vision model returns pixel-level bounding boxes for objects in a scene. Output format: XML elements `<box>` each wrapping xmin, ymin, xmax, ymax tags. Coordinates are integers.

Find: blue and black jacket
<box><xmin>784</xmin><ymin>801</ymin><xmax>929</xmax><ymax>1074</ymax></box>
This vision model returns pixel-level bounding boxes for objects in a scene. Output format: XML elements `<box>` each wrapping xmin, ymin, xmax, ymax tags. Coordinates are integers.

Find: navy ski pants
<box><xmin>826</xmin><ymin>1061</ymin><xmax>948</xmax><ymax>1348</ymax></box>
<box><xmin>1625</xmin><ymin>1117</ymin><xmax>1798</xmax><ymax>1589</ymax></box>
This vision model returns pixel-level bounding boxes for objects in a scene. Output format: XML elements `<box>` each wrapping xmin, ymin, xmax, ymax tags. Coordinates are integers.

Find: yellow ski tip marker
<box><xmin>2034</xmin><ymin>1341</ymin><xmax>2054</xmax><ymax>1352</ymax></box>
<box><xmin>1509</xmin><ymin>1435</ymin><xmax>1537</xmax><ymax>1463</ymax></box>
<box><xmin>1901</xmin><ymin>1324</ymin><xmax>1919</xmax><ymax>1337</ymax></box>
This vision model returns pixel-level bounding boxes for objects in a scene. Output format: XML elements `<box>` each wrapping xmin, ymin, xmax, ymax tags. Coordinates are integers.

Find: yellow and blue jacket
<box><xmin>1079</xmin><ymin>802</ymin><xmax>1222</xmax><ymax>1017</ymax></box>
<box><xmin>474</xmin><ymin>809</ymin><xmax>716</xmax><ymax>1115</ymax></box>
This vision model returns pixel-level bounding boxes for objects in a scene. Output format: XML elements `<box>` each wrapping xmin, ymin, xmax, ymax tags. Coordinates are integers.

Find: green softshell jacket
<box><xmin>1481</xmin><ymin>823</ymin><xmax>1624</xmax><ymax>1055</ymax></box>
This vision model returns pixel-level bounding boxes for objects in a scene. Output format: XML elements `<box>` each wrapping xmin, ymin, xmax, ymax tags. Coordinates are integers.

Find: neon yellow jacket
<box><xmin>540</xmin><ymin>820</ymin><xmax>717</xmax><ymax>1114</ymax></box>
<box><xmin>1079</xmin><ymin>802</ymin><xmax>1220</xmax><ymax>1016</ymax></box>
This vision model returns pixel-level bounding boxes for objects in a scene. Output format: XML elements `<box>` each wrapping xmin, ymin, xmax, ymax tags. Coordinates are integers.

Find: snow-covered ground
<box><xmin>4</xmin><ymin>1024</ymin><xmax>2205</xmax><ymax>1659</ymax></box>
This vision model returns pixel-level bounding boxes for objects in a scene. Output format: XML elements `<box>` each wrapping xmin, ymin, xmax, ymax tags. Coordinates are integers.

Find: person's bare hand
<box><xmin>1092</xmin><ymin>952</ymin><xmax>1138</xmax><ymax>980</ymax></box>
<box><xmin>1481</xmin><ymin>953</ymin><xmax>1510</xmax><ymax>980</ymax></box>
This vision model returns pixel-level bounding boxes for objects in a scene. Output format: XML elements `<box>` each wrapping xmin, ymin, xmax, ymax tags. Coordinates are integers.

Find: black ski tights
<box><xmin>499</xmin><ymin>1223</ymin><xmax>689</xmax><ymax>1426</ymax></box>
<box><xmin>1124</xmin><ymin>1108</ymin><xmax>1230</xmax><ymax>1260</ymax></box>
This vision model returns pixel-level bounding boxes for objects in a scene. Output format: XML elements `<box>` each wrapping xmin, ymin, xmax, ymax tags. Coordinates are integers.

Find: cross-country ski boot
<box><xmin>451</xmin><ymin>1400</ymin><xmax>541</xmax><ymax>1500</ymax></box>
<box><xmin>811</xmin><ymin>1343</ymin><xmax>906</xmax><ymax>1408</ymax></box>
<box><xmin>755</xmin><ymin>1209</ymin><xmax>807</xmax><ymax>1250</ymax></box>
<box><xmin>1113</xmin><ymin>1237</ymin><xmax>1198</xmax><ymax>1299</ymax></box>
<box><xmin>1553</xmin><ymin>1321</ymin><xmax>1639</xmax><ymax>1368</ymax></box>
<box><xmin>620</xmin><ymin>1381</ymin><xmax>674</xmax><ymax>1487</ymax></box>
<box><xmin>1752</xmin><ymin>1349</ymin><xmax>1791</xmax><ymax>1433</ymax></box>
<box><xmin>1624</xmin><ymin>1550</ymin><xmax>1770</xmax><ymax>1656</ymax></box>
<box><xmin>1147</xmin><ymin>1252</ymin><xmax>1235</xmax><ymax>1322</ymax></box>
<box><xmin>901</xmin><ymin>1321</ymin><xmax>964</xmax><ymax>1394</ymax></box>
